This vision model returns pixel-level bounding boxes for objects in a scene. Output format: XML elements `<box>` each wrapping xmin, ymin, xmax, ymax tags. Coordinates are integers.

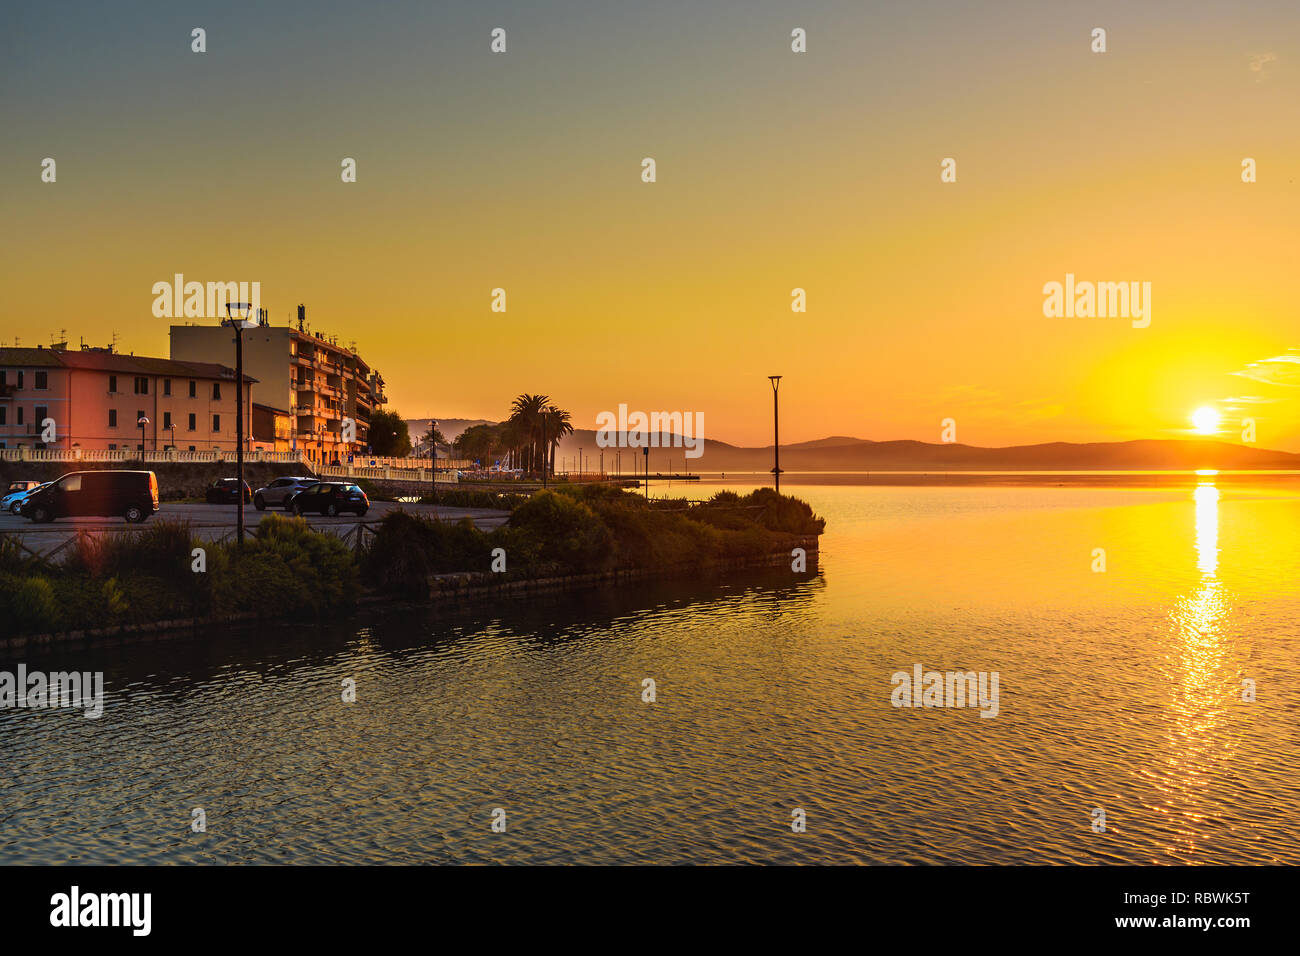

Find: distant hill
<box><xmin>410</xmin><ymin>419</ymin><xmax>1300</xmax><ymax>472</ymax></box>
<box><xmin>405</xmin><ymin>418</ymin><xmax>493</xmax><ymax>444</ymax></box>
<box><xmin>550</xmin><ymin>432</ymin><xmax>1300</xmax><ymax>473</ymax></box>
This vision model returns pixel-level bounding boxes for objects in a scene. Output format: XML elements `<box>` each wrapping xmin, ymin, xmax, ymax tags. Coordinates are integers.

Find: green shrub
<box><xmin>744</xmin><ymin>487</ymin><xmax>825</xmax><ymax>534</ymax></box>
<box><xmin>418</xmin><ymin>488</ymin><xmax>531</xmax><ymax>510</ymax></box>
<box><xmin>0</xmin><ymin>573</ymin><xmax>59</xmax><ymax>634</ymax></box>
<box><xmin>0</xmin><ymin>536</ymin><xmax>39</xmax><ymax>576</ymax></box>
<box><xmin>211</xmin><ymin>514</ymin><xmax>358</xmax><ymax>617</ymax></box>
<box><xmin>360</xmin><ymin>510</ymin><xmax>502</xmax><ymax>594</ymax></box>
<box><xmin>65</xmin><ymin>519</ymin><xmax>198</xmax><ymax>583</ymax></box>
<box><xmin>508</xmin><ymin>491</ymin><xmax>613</xmax><ymax>573</ymax></box>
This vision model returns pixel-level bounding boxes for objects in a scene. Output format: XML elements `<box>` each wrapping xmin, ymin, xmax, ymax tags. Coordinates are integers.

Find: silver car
<box><xmin>253</xmin><ymin>476</ymin><xmax>316</xmax><ymax>511</ymax></box>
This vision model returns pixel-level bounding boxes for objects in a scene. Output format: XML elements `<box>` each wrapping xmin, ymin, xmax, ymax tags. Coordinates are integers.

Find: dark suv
<box><xmin>287</xmin><ymin>482</ymin><xmax>369</xmax><ymax>517</ymax></box>
<box><xmin>22</xmin><ymin>470</ymin><xmax>160</xmax><ymax>523</ymax></box>
<box><xmin>205</xmin><ymin>478</ymin><xmax>253</xmax><ymax>504</ymax></box>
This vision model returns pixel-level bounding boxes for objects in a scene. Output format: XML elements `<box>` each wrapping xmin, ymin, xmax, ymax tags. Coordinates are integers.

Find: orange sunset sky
<box><xmin>3</xmin><ymin>1</ymin><xmax>1298</xmax><ymax>449</ymax></box>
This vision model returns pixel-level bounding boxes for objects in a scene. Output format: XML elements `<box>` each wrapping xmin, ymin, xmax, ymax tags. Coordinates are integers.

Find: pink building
<box><xmin>0</xmin><ymin>344</ymin><xmax>254</xmax><ymax>452</ymax></box>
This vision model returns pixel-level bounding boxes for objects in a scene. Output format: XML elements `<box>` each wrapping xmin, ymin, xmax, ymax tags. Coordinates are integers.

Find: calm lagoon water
<box><xmin>3</xmin><ymin>476</ymin><xmax>1299</xmax><ymax>864</ymax></box>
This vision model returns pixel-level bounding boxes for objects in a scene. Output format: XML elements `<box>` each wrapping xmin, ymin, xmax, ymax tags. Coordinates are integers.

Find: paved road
<box><xmin>0</xmin><ymin>500</ymin><xmax>509</xmax><ymax>558</ymax></box>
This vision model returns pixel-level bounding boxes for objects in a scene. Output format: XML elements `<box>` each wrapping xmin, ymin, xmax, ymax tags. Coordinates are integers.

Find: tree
<box><xmin>543</xmin><ymin>405</ymin><xmax>573</xmax><ymax>476</ymax></box>
<box><xmin>368</xmin><ymin>410</ymin><xmax>412</xmax><ymax>457</ymax></box>
<box><xmin>509</xmin><ymin>393</ymin><xmax>551</xmax><ymax>476</ymax></box>
<box><xmin>454</xmin><ymin>423</ymin><xmax>498</xmax><ymax>467</ymax></box>
<box><xmin>419</xmin><ymin>424</ymin><xmax>446</xmax><ymax>458</ymax></box>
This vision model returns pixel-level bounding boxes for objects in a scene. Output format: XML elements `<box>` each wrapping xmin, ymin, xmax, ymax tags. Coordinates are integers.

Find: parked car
<box><xmin>2</xmin><ymin>481</ymin><xmax>46</xmax><ymax>514</ymax></box>
<box><xmin>287</xmin><ymin>481</ymin><xmax>369</xmax><ymax>517</ymax></box>
<box><xmin>252</xmin><ymin>476</ymin><xmax>316</xmax><ymax>511</ymax></box>
<box><xmin>21</xmin><ymin>470</ymin><xmax>159</xmax><ymax>523</ymax></box>
<box><xmin>205</xmin><ymin>478</ymin><xmax>253</xmax><ymax>504</ymax></box>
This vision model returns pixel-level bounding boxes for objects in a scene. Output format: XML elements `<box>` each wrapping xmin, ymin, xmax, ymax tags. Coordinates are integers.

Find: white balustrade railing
<box><xmin>1</xmin><ymin>446</ymin><xmax>463</xmax><ymax>481</ymax></box>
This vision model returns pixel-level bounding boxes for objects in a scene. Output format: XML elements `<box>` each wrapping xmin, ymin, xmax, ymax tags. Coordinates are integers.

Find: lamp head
<box><xmin>223</xmin><ymin>302</ymin><xmax>258</xmax><ymax>329</ymax></box>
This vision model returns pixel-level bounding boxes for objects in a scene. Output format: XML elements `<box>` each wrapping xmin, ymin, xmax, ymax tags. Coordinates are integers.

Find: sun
<box><xmin>1191</xmin><ymin>406</ymin><xmax>1221</xmax><ymax>435</ymax></box>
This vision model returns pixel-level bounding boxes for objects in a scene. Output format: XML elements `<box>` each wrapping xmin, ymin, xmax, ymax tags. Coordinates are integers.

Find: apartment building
<box><xmin>170</xmin><ymin>306</ymin><xmax>387</xmax><ymax>465</ymax></box>
<box><xmin>0</xmin><ymin>344</ymin><xmax>253</xmax><ymax>451</ymax></box>
<box><xmin>251</xmin><ymin>402</ymin><xmax>292</xmax><ymax>452</ymax></box>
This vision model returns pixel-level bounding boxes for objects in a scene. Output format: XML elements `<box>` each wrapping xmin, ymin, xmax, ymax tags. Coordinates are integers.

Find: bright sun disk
<box><xmin>1191</xmin><ymin>406</ymin><xmax>1221</xmax><ymax>435</ymax></box>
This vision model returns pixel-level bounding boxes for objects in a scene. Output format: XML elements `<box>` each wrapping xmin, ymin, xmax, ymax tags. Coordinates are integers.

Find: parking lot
<box><xmin>0</xmin><ymin>499</ymin><xmax>509</xmax><ymax>559</ymax></box>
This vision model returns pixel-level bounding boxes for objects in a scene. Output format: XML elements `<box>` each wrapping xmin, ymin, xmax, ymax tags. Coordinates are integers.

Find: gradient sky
<box><xmin>3</xmin><ymin>0</ymin><xmax>1298</xmax><ymax>448</ymax></box>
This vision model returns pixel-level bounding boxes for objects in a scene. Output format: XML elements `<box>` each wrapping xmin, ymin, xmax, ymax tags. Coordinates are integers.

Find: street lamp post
<box><xmin>137</xmin><ymin>416</ymin><xmax>149</xmax><ymax>460</ymax></box>
<box><xmin>429</xmin><ymin>420</ymin><xmax>437</xmax><ymax>505</ymax></box>
<box><xmin>768</xmin><ymin>375</ymin><xmax>782</xmax><ymax>494</ymax></box>
<box><xmin>224</xmin><ymin>302</ymin><xmax>257</xmax><ymax>546</ymax></box>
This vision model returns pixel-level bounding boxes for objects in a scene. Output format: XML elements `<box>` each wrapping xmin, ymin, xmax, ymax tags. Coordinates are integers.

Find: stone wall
<box><xmin>0</xmin><ymin>460</ymin><xmax>316</xmax><ymax>500</ymax></box>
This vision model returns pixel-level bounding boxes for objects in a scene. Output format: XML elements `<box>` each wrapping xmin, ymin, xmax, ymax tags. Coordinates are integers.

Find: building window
<box><xmin>163</xmin><ymin>378</ymin><xmax>171</xmax><ymax>396</ymax></box>
<box><xmin>16</xmin><ymin>371</ymin><xmax>23</xmax><ymax>389</ymax></box>
<box><xmin>16</xmin><ymin>407</ymin><xmax>24</xmax><ymax>425</ymax></box>
<box><xmin>212</xmin><ymin>413</ymin><xmax>221</xmax><ymax>432</ymax></box>
<box><xmin>0</xmin><ymin>371</ymin><xmax>5</xmax><ymax>386</ymax></box>
<box><xmin>34</xmin><ymin>371</ymin><xmax>48</xmax><ymax>390</ymax></box>
<box><xmin>108</xmin><ymin>374</ymin><xmax>117</xmax><ymax>393</ymax></box>
<box><xmin>108</xmin><ymin>409</ymin><xmax>117</xmax><ymax>427</ymax></box>
<box><xmin>0</xmin><ymin>408</ymin><xmax>5</xmax><ymax>425</ymax></box>
<box><xmin>163</xmin><ymin>411</ymin><xmax>172</xmax><ymax>430</ymax></box>
<box><xmin>108</xmin><ymin>444</ymin><xmax>116</xmax><ymax>450</ymax></box>
<box><xmin>35</xmin><ymin>405</ymin><xmax>47</xmax><ymax>425</ymax></box>
<box><xmin>136</xmin><ymin>410</ymin><xmax>145</xmax><ymax>426</ymax></box>
<box><xmin>134</xmin><ymin>376</ymin><xmax>148</xmax><ymax>394</ymax></box>
<box><xmin>213</xmin><ymin>382</ymin><xmax>222</xmax><ymax>400</ymax></box>
<box><xmin>188</xmin><ymin>445</ymin><xmax>196</xmax><ymax>452</ymax></box>
<box><xmin>188</xmin><ymin>413</ymin><xmax>196</xmax><ymax>431</ymax></box>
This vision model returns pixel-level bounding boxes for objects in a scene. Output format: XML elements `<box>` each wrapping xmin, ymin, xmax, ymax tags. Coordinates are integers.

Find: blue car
<box><xmin>2</xmin><ymin>480</ymin><xmax>47</xmax><ymax>515</ymax></box>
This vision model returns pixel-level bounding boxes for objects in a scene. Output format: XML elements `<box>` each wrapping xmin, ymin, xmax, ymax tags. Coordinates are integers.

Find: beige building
<box><xmin>0</xmin><ymin>344</ymin><xmax>251</xmax><ymax>452</ymax></box>
<box><xmin>170</xmin><ymin>306</ymin><xmax>387</xmax><ymax>465</ymax></box>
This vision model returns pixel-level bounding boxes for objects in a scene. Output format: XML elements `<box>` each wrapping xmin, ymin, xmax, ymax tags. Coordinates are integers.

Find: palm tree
<box><xmin>509</xmin><ymin>393</ymin><xmax>551</xmax><ymax>476</ymax></box>
<box><xmin>543</xmin><ymin>405</ymin><xmax>573</xmax><ymax>477</ymax></box>
<box><xmin>498</xmin><ymin>417</ymin><xmax>528</xmax><ymax>471</ymax></box>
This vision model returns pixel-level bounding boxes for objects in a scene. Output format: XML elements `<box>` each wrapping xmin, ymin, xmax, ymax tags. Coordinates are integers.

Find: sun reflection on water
<box><xmin>1149</xmin><ymin>477</ymin><xmax>1237</xmax><ymax>859</ymax></box>
<box><xmin>1194</xmin><ymin>484</ymin><xmax>1219</xmax><ymax>575</ymax></box>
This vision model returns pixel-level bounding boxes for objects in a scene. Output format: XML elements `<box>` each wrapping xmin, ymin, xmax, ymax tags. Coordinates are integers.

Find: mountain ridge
<box><xmin>408</xmin><ymin>419</ymin><xmax>1300</xmax><ymax>470</ymax></box>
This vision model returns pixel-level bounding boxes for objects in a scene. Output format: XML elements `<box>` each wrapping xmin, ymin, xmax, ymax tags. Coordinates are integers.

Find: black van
<box><xmin>21</xmin><ymin>470</ymin><xmax>160</xmax><ymax>523</ymax></box>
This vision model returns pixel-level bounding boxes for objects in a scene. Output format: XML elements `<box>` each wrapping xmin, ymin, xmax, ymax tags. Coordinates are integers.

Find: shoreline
<box><xmin>0</xmin><ymin>535</ymin><xmax>819</xmax><ymax>653</ymax></box>
<box><xmin>674</xmin><ymin>470</ymin><xmax>1300</xmax><ymax>488</ymax></box>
